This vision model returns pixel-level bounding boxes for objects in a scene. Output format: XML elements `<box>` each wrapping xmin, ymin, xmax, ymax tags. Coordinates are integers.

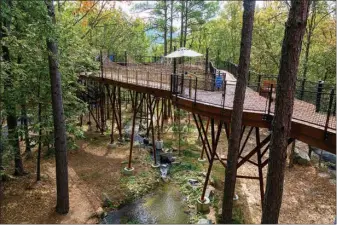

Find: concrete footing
<box><xmin>196</xmin><ymin>197</ymin><xmax>210</xmax><ymax>213</ymax></box>
<box><xmin>107</xmin><ymin>143</ymin><xmax>117</xmax><ymax>149</ymax></box>
<box><xmin>87</xmin><ymin>125</ymin><xmax>92</xmax><ymax>132</ymax></box>
<box><xmin>155</xmin><ymin>140</ymin><xmax>163</xmax><ymax>150</ymax></box>
<box><xmin>198</xmin><ymin>157</ymin><xmax>206</xmax><ymax>162</ymax></box>
<box><xmin>151</xmin><ymin>163</ymin><xmax>160</xmax><ymax>168</ymax></box>
<box><xmin>123</xmin><ymin>167</ymin><xmax>134</xmax><ymax>175</ymax></box>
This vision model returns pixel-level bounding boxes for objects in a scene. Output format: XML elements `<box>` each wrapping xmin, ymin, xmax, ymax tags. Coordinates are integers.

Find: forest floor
<box><xmin>1</xmin><ymin>129</ymin><xmax>160</xmax><ymax>224</ymax></box>
<box><xmin>237</xmin><ymin>138</ymin><xmax>336</xmax><ymax>224</ymax></box>
<box><xmin>1</xmin><ymin>116</ymin><xmax>335</xmax><ymax>224</ymax></box>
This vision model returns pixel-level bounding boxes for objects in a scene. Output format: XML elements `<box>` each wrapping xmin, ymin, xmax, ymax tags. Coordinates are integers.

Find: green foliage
<box><xmin>185</xmin><ymin>1</ymin><xmax>335</xmax><ymax>85</ymax></box>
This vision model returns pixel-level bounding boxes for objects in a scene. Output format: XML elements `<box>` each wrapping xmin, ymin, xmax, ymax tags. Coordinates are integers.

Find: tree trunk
<box><xmin>222</xmin><ymin>0</ymin><xmax>256</xmax><ymax>223</ymax></box>
<box><xmin>37</xmin><ymin>75</ymin><xmax>42</xmax><ymax>182</ymax></box>
<box><xmin>302</xmin><ymin>1</ymin><xmax>316</xmax><ymax>79</ymax></box>
<box><xmin>46</xmin><ymin>0</ymin><xmax>69</xmax><ymax>214</ymax></box>
<box><xmin>164</xmin><ymin>0</ymin><xmax>168</xmax><ymax>56</ymax></box>
<box><xmin>0</xmin><ymin>60</ymin><xmax>3</xmax><ymax>225</ymax></box>
<box><xmin>21</xmin><ymin>101</ymin><xmax>31</xmax><ymax>154</ymax></box>
<box><xmin>180</xmin><ymin>0</ymin><xmax>184</xmax><ymax>48</ymax></box>
<box><xmin>261</xmin><ymin>0</ymin><xmax>310</xmax><ymax>223</ymax></box>
<box><xmin>1</xmin><ymin>0</ymin><xmax>26</xmax><ymax>176</ymax></box>
<box><xmin>169</xmin><ymin>0</ymin><xmax>173</xmax><ymax>53</ymax></box>
<box><xmin>183</xmin><ymin>0</ymin><xmax>188</xmax><ymax>47</ymax></box>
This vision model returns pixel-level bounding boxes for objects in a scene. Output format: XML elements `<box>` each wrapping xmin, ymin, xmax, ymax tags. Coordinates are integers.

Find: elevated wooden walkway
<box><xmin>79</xmin><ymin>65</ymin><xmax>336</xmax><ymax>154</ymax></box>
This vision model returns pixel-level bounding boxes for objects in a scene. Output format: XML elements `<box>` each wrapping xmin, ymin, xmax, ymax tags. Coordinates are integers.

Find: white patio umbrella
<box><xmin>165</xmin><ymin>48</ymin><xmax>202</xmax><ymax>74</ymax></box>
<box><xmin>165</xmin><ymin>47</ymin><xmax>203</xmax><ymax>58</ymax></box>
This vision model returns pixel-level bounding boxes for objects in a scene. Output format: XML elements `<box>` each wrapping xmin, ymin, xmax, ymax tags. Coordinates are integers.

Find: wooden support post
<box><xmin>106</xmin><ymin>86</ymin><xmax>110</xmax><ymax>120</ymax></box>
<box><xmin>238</xmin><ymin>126</ymin><xmax>254</xmax><ymax>157</ymax></box>
<box><xmin>199</xmin><ymin>118</ymin><xmax>210</xmax><ymax>161</ymax></box>
<box><xmin>200</xmin><ymin>119</ymin><xmax>223</xmax><ymax>201</ymax></box>
<box><xmin>147</xmin><ymin>95</ymin><xmax>159</xmax><ymax>167</ymax></box>
<box><xmin>100</xmin><ymin>88</ymin><xmax>105</xmax><ymax>134</ymax></box>
<box><xmin>237</xmin><ymin>134</ymin><xmax>271</xmax><ymax>168</ymax></box>
<box><xmin>161</xmin><ymin>98</ymin><xmax>165</xmax><ymax>134</ymax></box>
<box><xmin>255</xmin><ymin>127</ymin><xmax>264</xmax><ymax>206</ymax></box>
<box><xmin>118</xmin><ymin>87</ymin><xmax>122</xmax><ymax>140</ymax></box>
<box><xmin>193</xmin><ymin>114</ymin><xmax>210</xmax><ymax>162</ymax></box>
<box><xmin>127</xmin><ymin>92</ymin><xmax>139</xmax><ymax>169</ymax></box>
<box><xmin>110</xmin><ymin>87</ymin><xmax>116</xmax><ymax>144</ymax></box>
<box><xmin>156</xmin><ymin>98</ymin><xmax>161</xmax><ymax>141</ymax></box>
<box><xmin>178</xmin><ymin>108</ymin><xmax>181</xmax><ymax>155</ymax></box>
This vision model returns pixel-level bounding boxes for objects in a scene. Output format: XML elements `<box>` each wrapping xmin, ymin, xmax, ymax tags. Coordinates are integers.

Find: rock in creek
<box><xmin>293</xmin><ymin>148</ymin><xmax>311</xmax><ymax>166</ymax></box>
<box><xmin>160</xmin><ymin>164</ymin><xmax>170</xmax><ymax>178</ymax></box>
<box><xmin>197</xmin><ymin>218</ymin><xmax>212</xmax><ymax>224</ymax></box>
<box><xmin>160</xmin><ymin>152</ymin><xmax>175</xmax><ymax>164</ymax></box>
<box><xmin>102</xmin><ymin>193</ymin><xmax>112</xmax><ymax>208</ymax></box>
<box><xmin>310</xmin><ymin>146</ymin><xmax>336</xmax><ymax>169</ymax></box>
<box><xmin>188</xmin><ymin>178</ymin><xmax>200</xmax><ymax>186</ymax></box>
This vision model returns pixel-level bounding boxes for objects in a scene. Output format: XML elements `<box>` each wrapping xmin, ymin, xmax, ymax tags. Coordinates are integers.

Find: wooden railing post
<box><xmin>189</xmin><ymin>77</ymin><xmax>192</xmax><ymax>98</ymax></box>
<box><xmin>124</xmin><ymin>51</ymin><xmax>127</xmax><ymax>67</ymax></box>
<box><xmin>223</xmin><ymin>80</ymin><xmax>227</xmax><ymax>108</ymax></box>
<box><xmin>181</xmin><ymin>73</ymin><xmax>185</xmax><ymax>95</ymax></box>
<box><xmin>170</xmin><ymin>74</ymin><xmax>173</xmax><ymax>93</ymax></box>
<box><xmin>257</xmin><ymin>74</ymin><xmax>262</xmax><ymax>92</ymax></box>
<box><xmin>136</xmin><ymin>70</ymin><xmax>138</xmax><ymax>85</ymax></box>
<box><xmin>160</xmin><ymin>72</ymin><xmax>163</xmax><ymax>89</ymax></box>
<box><xmin>173</xmin><ymin>46</ymin><xmax>177</xmax><ymax>74</ymax></box>
<box><xmin>126</xmin><ymin>68</ymin><xmax>129</xmax><ymax>83</ymax></box>
<box><xmin>300</xmin><ymin>78</ymin><xmax>306</xmax><ymax>100</ymax></box>
<box><xmin>324</xmin><ymin>89</ymin><xmax>335</xmax><ymax>139</ymax></box>
<box><xmin>316</xmin><ymin>80</ymin><xmax>324</xmax><ymax>112</ymax></box>
<box><xmin>267</xmin><ymin>84</ymin><xmax>273</xmax><ymax>116</ymax></box>
<box><xmin>194</xmin><ymin>77</ymin><xmax>198</xmax><ymax>104</ymax></box>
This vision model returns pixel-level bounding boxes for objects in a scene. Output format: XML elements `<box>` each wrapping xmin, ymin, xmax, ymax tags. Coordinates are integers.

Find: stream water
<box><xmin>101</xmin><ymin>184</ymin><xmax>189</xmax><ymax>224</ymax></box>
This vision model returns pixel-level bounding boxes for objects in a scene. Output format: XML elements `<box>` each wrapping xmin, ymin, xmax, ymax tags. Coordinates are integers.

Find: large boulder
<box><xmin>293</xmin><ymin>148</ymin><xmax>311</xmax><ymax>166</ymax></box>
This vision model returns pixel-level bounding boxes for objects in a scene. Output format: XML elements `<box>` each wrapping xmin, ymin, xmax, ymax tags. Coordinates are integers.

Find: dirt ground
<box><xmin>1</xmin><ymin>129</ymin><xmax>158</xmax><ymax>224</ymax></box>
<box><xmin>233</xmin><ymin>129</ymin><xmax>336</xmax><ymax>224</ymax></box>
<box><xmin>1</xmin><ymin>118</ymin><xmax>335</xmax><ymax>224</ymax></box>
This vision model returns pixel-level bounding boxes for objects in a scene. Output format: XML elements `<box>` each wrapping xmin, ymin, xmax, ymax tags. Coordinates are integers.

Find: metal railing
<box><xmin>81</xmin><ymin>62</ymin><xmax>336</xmax><ymax>134</ymax></box>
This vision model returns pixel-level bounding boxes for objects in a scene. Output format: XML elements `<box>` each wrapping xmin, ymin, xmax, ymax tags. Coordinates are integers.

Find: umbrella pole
<box><xmin>183</xmin><ymin>56</ymin><xmax>184</xmax><ymax>74</ymax></box>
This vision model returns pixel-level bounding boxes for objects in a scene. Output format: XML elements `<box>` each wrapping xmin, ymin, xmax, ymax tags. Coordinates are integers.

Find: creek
<box><xmin>101</xmin><ymin>183</ymin><xmax>189</xmax><ymax>224</ymax></box>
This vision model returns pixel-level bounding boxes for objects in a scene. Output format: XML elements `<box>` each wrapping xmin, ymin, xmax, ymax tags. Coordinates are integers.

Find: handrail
<box><xmin>79</xmin><ymin>62</ymin><xmax>336</xmax><ymax>132</ymax></box>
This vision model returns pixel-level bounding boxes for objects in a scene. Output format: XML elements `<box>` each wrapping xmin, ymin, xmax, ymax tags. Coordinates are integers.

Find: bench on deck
<box><xmin>259</xmin><ymin>80</ymin><xmax>276</xmax><ymax>99</ymax></box>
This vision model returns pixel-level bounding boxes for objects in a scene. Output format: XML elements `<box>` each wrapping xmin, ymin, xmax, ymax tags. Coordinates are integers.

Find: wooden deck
<box><xmin>79</xmin><ymin>66</ymin><xmax>336</xmax><ymax>154</ymax></box>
